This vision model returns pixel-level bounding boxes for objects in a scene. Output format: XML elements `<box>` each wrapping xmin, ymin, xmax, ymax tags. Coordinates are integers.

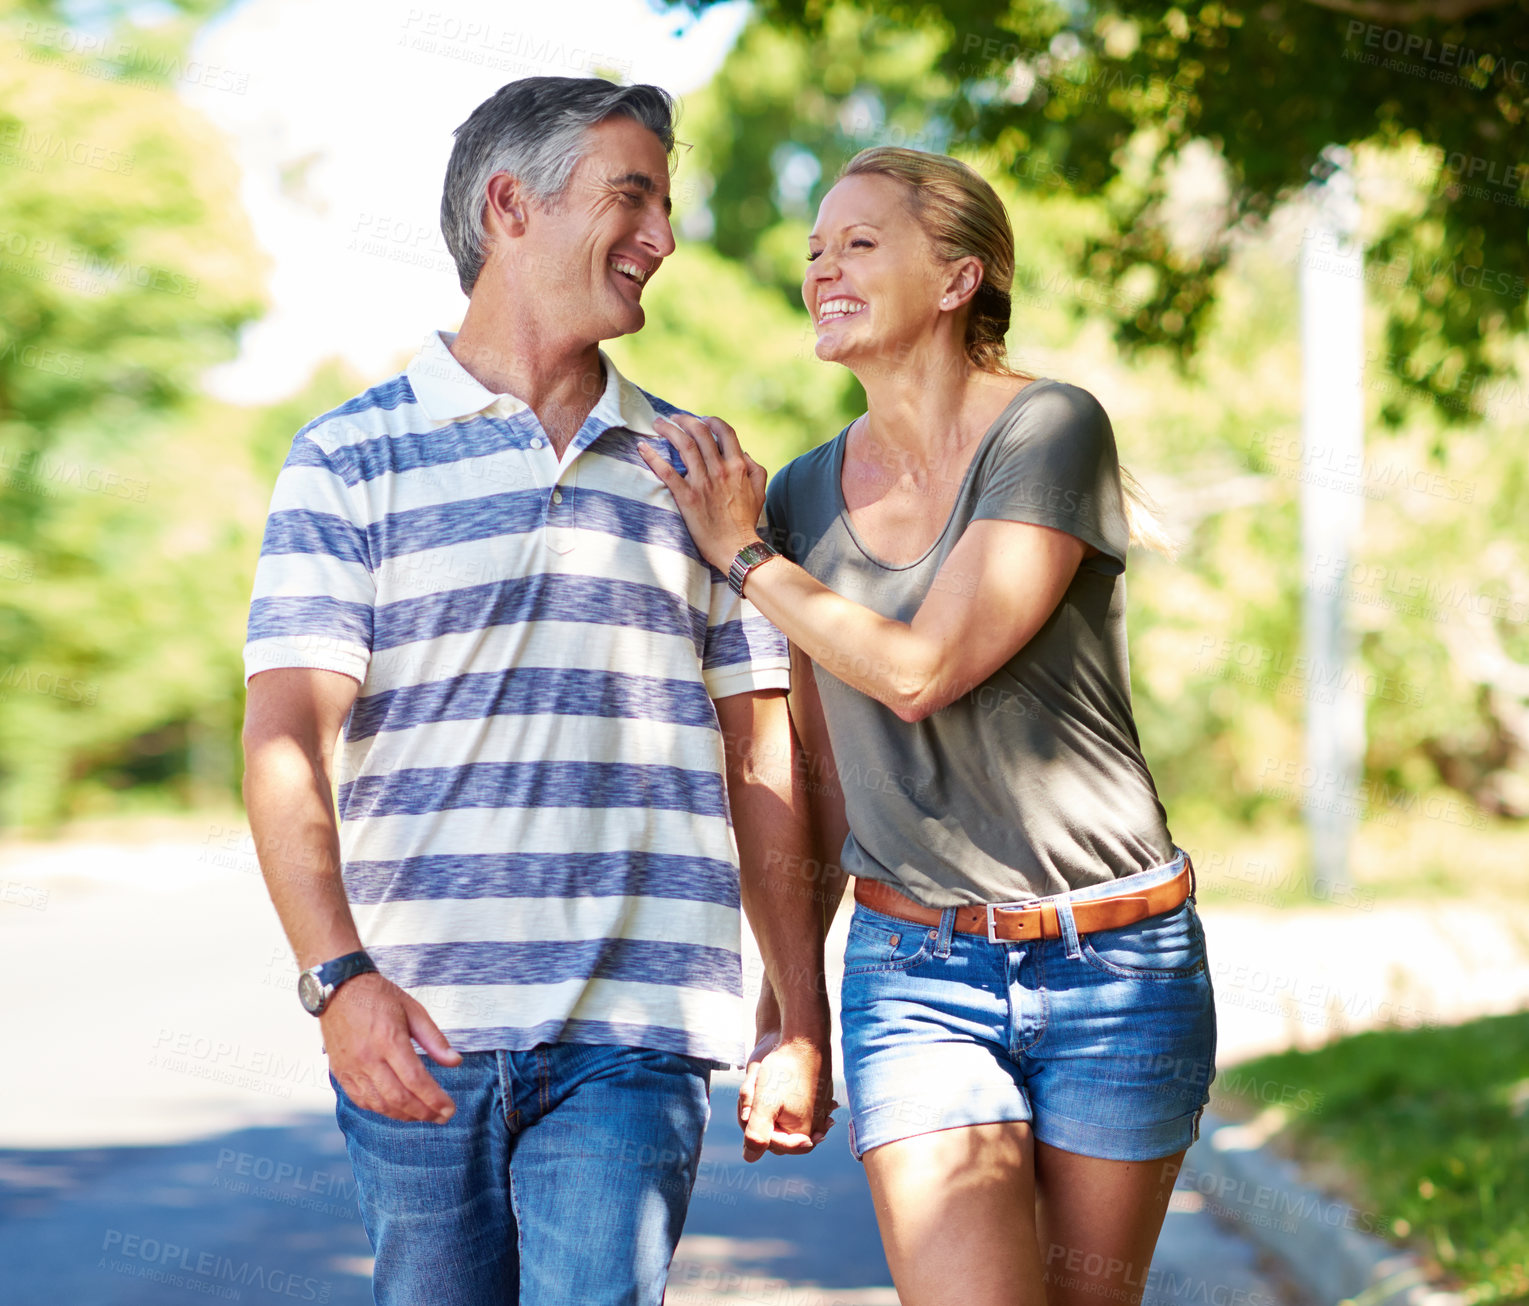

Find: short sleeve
<box><xmin>763</xmin><ymin>461</ymin><xmax>794</xmax><ymax>560</ymax></box>
<box><xmin>970</xmin><ymin>382</ymin><xmax>1130</xmax><ymax>575</ymax></box>
<box><xmin>243</xmin><ymin>428</ymin><xmax>377</xmax><ymax>685</ymax></box>
<box><xmin>700</xmin><ymin>563</ymin><xmax>791</xmax><ymax>699</ymax></box>
<box><xmin>763</xmin><ymin>435</ymin><xmax>847</xmax><ymax>567</ymax></box>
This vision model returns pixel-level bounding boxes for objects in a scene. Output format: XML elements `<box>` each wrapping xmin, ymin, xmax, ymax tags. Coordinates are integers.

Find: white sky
<box><xmin>181</xmin><ymin>0</ymin><xmax>750</xmax><ymax>403</ymax></box>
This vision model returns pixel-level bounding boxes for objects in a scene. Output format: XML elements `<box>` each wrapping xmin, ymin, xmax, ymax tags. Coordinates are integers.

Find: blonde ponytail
<box><xmin>1120</xmin><ymin>465</ymin><xmax>1176</xmax><ymax>558</ymax></box>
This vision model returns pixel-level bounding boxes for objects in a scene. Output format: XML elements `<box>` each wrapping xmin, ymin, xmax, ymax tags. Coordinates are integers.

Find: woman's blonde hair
<box><xmin>838</xmin><ymin>146</ymin><xmax>1174</xmax><ymax>555</ymax></box>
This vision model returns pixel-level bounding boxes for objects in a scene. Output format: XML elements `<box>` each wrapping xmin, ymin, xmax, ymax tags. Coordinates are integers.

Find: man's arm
<box><xmin>715</xmin><ymin>687</ymin><xmax>833</xmax><ymax>1161</ymax></box>
<box><xmin>748</xmin><ymin>643</ymin><xmax>850</xmax><ymax>1044</ymax></box>
<box><xmin>786</xmin><ymin>642</ymin><xmax>852</xmax><ymax>941</ymax></box>
<box><xmin>242</xmin><ymin>667</ymin><xmax>461</xmax><ymax>1123</ymax></box>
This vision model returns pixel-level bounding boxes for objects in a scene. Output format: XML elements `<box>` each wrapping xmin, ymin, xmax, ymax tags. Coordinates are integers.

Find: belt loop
<box><xmin>934</xmin><ymin>907</ymin><xmax>956</xmax><ymax>959</ymax></box>
<box><xmin>1055</xmin><ymin>896</ymin><xmax>1083</xmax><ymax>959</ymax></box>
<box><xmin>1179</xmin><ymin>847</ymin><xmax>1196</xmax><ymax>901</ymax></box>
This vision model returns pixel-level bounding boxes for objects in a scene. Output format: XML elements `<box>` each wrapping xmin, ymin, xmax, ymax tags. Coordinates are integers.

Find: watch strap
<box><xmin>299</xmin><ymin>950</ymin><xmax>377</xmax><ymax>1015</ymax></box>
<box><xmin>315</xmin><ymin>950</ymin><xmax>377</xmax><ymax>990</ymax></box>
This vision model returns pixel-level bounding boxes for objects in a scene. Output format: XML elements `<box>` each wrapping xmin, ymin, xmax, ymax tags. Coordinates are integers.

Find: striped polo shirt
<box><xmin>244</xmin><ymin>329</ymin><xmax>791</xmax><ymax>1066</ymax></box>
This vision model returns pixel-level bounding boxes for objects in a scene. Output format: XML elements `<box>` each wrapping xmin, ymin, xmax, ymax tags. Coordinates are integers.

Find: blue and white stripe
<box><xmin>244</xmin><ymin>330</ymin><xmax>789</xmax><ymax>1065</ymax></box>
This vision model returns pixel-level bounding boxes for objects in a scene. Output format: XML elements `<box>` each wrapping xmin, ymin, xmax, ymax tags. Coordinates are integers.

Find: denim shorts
<box><xmin>840</xmin><ymin>852</ymin><xmax>1217</xmax><ymax>1163</ymax></box>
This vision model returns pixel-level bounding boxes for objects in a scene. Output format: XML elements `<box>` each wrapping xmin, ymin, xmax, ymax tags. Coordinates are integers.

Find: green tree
<box><xmin>684</xmin><ymin>0</ymin><xmax>1529</xmax><ymax>424</ymax></box>
<box><xmin>670</xmin><ymin>3</ymin><xmax>1529</xmax><ymax>868</ymax></box>
<box><xmin>0</xmin><ymin>3</ymin><xmax>265</xmax><ymax>822</ymax></box>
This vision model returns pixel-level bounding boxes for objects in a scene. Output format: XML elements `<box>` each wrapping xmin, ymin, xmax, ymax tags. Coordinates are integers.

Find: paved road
<box><xmin>15</xmin><ymin>826</ymin><xmax>1503</xmax><ymax>1302</ymax></box>
<box><xmin>0</xmin><ymin>1087</ymin><xmax>1303</xmax><ymax>1306</ymax></box>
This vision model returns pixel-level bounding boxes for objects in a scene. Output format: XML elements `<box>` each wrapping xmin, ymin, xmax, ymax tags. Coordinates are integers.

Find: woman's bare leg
<box><xmin>861</xmin><ymin>1121</ymin><xmax>1048</xmax><ymax>1306</ymax></box>
<box><xmin>1033</xmin><ymin>1143</ymin><xmax>1185</xmax><ymax>1306</ymax></box>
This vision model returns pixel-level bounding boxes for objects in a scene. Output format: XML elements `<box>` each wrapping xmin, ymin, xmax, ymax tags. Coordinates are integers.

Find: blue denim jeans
<box><xmin>332</xmin><ymin>1043</ymin><xmax>712</xmax><ymax>1305</ymax></box>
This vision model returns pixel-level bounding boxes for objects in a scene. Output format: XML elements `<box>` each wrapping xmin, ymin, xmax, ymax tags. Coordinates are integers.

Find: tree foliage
<box><xmin>672</xmin><ymin>2</ymin><xmax>1529</xmax><ymax>855</ymax></box>
<box><xmin>0</xmin><ymin>2</ymin><xmax>265</xmax><ymax>822</ymax></box>
<box><xmin>683</xmin><ymin>0</ymin><xmax>1529</xmax><ymax>425</ymax></box>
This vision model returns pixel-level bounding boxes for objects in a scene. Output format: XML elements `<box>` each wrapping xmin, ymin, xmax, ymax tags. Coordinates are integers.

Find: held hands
<box><xmin>737</xmin><ymin>1026</ymin><xmax>838</xmax><ymax>1163</ymax></box>
<box><xmin>320</xmin><ymin>971</ymin><xmax>463</xmax><ymax>1124</ymax></box>
<box><xmin>637</xmin><ymin>414</ymin><xmax>768</xmax><ymax>573</ymax></box>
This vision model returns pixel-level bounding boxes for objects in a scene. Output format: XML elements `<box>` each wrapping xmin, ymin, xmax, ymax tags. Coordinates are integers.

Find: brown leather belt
<box><xmin>853</xmin><ymin>863</ymin><xmax>1193</xmax><ymax>943</ymax></box>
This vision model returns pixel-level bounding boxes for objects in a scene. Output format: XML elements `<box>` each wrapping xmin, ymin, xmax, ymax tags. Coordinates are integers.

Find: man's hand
<box><xmin>737</xmin><ymin>1028</ymin><xmax>836</xmax><ymax>1162</ymax></box>
<box><xmin>320</xmin><ymin>972</ymin><xmax>463</xmax><ymax>1123</ymax></box>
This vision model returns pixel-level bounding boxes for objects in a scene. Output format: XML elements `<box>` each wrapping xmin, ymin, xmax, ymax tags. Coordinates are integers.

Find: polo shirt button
<box><xmin>530</xmin><ymin>437</ymin><xmax>544</xmax><ymax>449</ymax></box>
<box><xmin>552</xmin><ymin>489</ymin><xmax>564</xmax><ymax>504</ymax></box>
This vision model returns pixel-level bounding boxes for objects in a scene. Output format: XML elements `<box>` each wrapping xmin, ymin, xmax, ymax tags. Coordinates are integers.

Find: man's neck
<box><xmin>450</xmin><ymin>296</ymin><xmax>607</xmax><ymax>455</ymax></box>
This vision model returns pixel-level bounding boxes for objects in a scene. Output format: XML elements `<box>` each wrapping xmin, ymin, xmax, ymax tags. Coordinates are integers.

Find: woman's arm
<box><xmin>742</xmin><ymin>516</ymin><xmax>1080</xmax><ymax>722</ymax></box>
<box><xmin>638</xmin><ymin>415</ymin><xmax>1085</xmax><ymax>723</ymax></box>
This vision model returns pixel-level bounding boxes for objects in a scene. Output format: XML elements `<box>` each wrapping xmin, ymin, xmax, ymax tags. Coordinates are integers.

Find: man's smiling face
<box><xmin>515</xmin><ymin>114</ymin><xmax>676</xmax><ymax>345</ymax></box>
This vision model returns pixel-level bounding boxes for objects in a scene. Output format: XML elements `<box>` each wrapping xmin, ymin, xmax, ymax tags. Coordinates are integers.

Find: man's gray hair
<box><xmin>441</xmin><ymin>76</ymin><xmax>676</xmax><ymax>295</ymax></box>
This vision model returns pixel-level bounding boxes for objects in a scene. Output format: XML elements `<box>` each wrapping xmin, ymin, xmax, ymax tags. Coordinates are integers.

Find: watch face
<box><xmin>298</xmin><ymin>971</ymin><xmax>325</xmax><ymax>1014</ymax></box>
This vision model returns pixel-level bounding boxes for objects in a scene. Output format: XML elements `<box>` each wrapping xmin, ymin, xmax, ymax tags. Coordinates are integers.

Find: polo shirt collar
<box><xmin>596</xmin><ymin>353</ymin><xmax>662</xmax><ymax>439</ymax></box>
<box><xmin>406</xmin><ymin>330</ymin><xmax>662</xmax><ymax>438</ymax></box>
<box><xmin>406</xmin><ymin>330</ymin><xmax>524</xmax><ymax>423</ymax></box>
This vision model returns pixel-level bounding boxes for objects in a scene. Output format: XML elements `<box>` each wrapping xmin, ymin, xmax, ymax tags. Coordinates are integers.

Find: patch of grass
<box><xmin>1215</xmin><ymin>1013</ymin><xmax>1529</xmax><ymax>1303</ymax></box>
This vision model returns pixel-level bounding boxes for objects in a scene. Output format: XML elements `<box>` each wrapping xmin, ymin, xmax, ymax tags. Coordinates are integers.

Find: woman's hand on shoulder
<box><xmin>639</xmin><ymin>413</ymin><xmax>767</xmax><ymax>572</ymax></box>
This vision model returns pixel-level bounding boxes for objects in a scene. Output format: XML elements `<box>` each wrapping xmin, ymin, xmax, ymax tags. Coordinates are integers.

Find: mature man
<box><xmin>241</xmin><ymin>77</ymin><xmax>831</xmax><ymax>1305</ymax></box>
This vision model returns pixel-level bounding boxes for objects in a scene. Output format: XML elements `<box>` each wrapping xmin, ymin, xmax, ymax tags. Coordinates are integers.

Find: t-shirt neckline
<box><xmin>833</xmin><ymin>377</ymin><xmax>1056</xmax><ymax>572</ymax></box>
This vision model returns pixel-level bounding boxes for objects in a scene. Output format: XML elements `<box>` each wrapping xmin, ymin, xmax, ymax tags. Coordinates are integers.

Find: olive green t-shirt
<box><xmin>763</xmin><ymin>379</ymin><xmax>1174</xmax><ymax>907</ymax></box>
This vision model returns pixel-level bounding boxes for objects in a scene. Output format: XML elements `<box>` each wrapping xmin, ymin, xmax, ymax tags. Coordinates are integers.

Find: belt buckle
<box><xmin>985</xmin><ymin>901</ymin><xmax>1035</xmax><ymax>943</ymax></box>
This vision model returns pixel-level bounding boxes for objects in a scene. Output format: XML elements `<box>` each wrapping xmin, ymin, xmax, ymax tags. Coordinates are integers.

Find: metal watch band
<box><xmin>727</xmin><ymin>540</ymin><xmax>777</xmax><ymax>596</ymax></box>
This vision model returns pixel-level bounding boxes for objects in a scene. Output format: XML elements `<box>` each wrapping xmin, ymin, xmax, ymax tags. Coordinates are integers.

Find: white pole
<box><xmin>1300</xmin><ymin>145</ymin><xmax>1365</xmax><ymax>898</ymax></box>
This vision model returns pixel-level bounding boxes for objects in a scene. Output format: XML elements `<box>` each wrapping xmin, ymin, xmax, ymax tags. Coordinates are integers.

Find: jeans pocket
<box><xmin>1079</xmin><ymin>900</ymin><xmax>1207</xmax><ymax>980</ymax></box>
<box><xmin>843</xmin><ymin>907</ymin><xmax>934</xmax><ymax>976</ymax></box>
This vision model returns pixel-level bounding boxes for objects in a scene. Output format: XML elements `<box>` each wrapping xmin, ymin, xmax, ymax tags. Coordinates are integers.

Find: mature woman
<box><xmin>637</xmin><ymin>147</ymin><xmax>1215</xmax><ymax>1306</ymax></box>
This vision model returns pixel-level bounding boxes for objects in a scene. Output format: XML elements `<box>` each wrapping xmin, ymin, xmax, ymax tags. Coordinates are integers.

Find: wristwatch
<box><xmin>728</xmin><ymin>540</ymin><xmax>778</xmax><ymax>596</ymax></box>
<box><xmin>297</xmin><ymin>950</ymin><xmax>378</xmax><ymax>1016</ymax></box>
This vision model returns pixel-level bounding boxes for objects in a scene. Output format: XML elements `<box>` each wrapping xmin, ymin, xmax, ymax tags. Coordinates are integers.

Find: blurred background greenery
<box><xmin>2</xmin><ymin>0</ymin><xmax>1525</xmax><ymax>907</ymax></box>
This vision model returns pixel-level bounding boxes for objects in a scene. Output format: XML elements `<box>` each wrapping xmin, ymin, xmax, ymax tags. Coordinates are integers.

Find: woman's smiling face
<box><xmin>802</xmin><ymin>172</ymin><xmax>955</xmax><ymax>368</ymax></box>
